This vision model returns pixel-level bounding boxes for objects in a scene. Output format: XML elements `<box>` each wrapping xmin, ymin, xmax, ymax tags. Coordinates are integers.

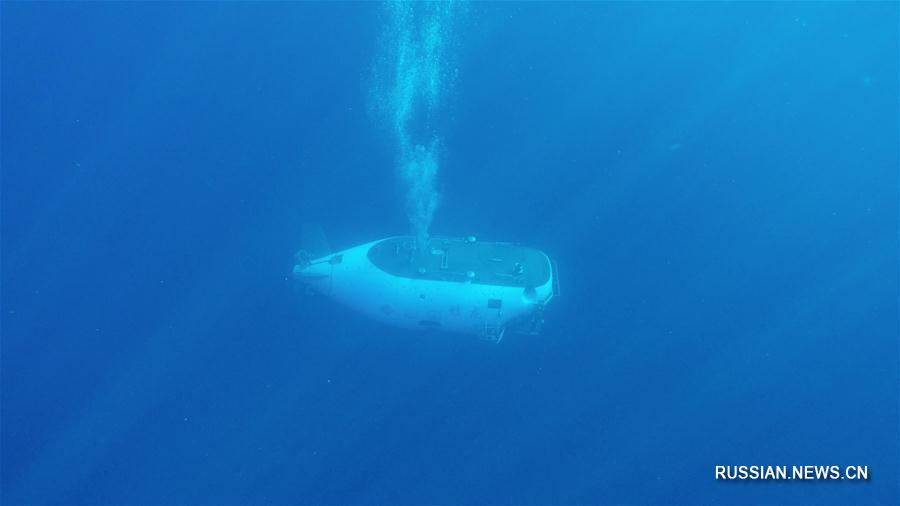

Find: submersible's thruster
<box><xmin>292</xmin><ymin>235</ymin><xmax>560</xmax><ymax>342</ymax></box>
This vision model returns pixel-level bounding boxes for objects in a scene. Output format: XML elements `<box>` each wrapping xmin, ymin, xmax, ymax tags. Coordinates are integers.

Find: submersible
<box><xmin>293</xmin><ymin>233</ymin><xmax>560</xmax><ymax>342</ymax></box>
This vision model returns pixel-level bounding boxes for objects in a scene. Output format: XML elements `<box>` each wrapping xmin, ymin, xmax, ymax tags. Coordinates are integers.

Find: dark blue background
<box><xmin>2</xmin><ymin>3</ymin><xmax>897</xmax><ymax>505</ymax></box>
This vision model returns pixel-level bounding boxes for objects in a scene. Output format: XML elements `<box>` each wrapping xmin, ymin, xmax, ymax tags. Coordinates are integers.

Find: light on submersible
<box><xmin>293</xmin><ymin>234</ymin><xmax>560</xmax><ymax>342</ymax></box>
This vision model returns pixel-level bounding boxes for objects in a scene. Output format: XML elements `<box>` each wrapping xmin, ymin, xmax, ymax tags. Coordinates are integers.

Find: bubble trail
<box><xmin>371</xmin><ymin>1</ymin><xmax>458</xmax><ymax>249</ymax></box>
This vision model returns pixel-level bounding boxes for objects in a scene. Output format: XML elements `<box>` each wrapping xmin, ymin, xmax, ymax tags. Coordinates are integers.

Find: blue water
<box><xmin>2</xmin><ymin>3</ymin><xmax>898</xmax><ymax>505</ymax></box>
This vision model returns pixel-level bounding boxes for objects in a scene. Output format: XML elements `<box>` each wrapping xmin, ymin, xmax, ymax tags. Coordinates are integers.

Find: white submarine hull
<box><xmin>293</xmin><ymin>235</ymin><xmax>559</xmax><ymax>342</ymax></box>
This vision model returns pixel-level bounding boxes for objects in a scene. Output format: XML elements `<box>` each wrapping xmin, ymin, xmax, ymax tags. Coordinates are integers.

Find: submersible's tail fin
<box><xmin>301</xmin><ymin>223</ymin><xmax>330</xmax><ymax>257</ymax></box>
<box><xmin>294</xmin><ymin>223</ymin><xmax>331</xmax><ymax>269</ymax></box>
